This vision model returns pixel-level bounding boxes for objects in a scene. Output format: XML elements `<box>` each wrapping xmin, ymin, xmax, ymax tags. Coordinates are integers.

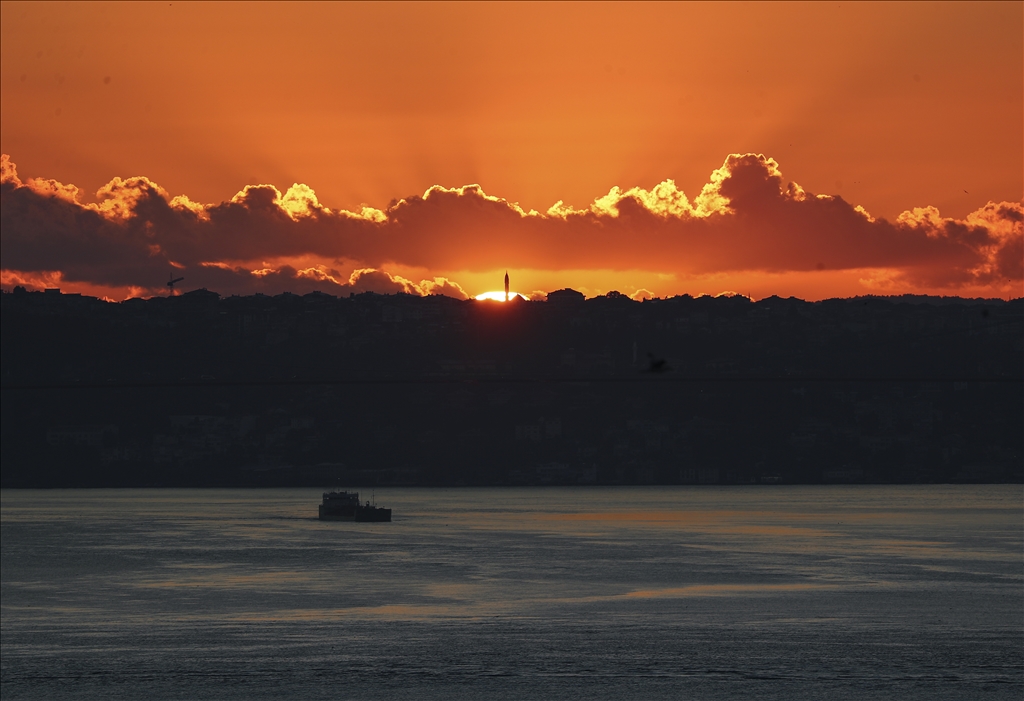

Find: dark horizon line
<box><xmin>4</xmin><ymin>286</ymin><xmax>1022</xmax><ymax>305</ymax></box>
<box><xmin>3</xmin><ymin>375</ymin><xmax>1021</xmax><ymax>391</ymax></box>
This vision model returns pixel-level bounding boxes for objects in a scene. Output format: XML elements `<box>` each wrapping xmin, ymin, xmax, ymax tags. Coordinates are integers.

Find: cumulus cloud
<box><xmin>1</xmin><ymin>152</ymin><xmax>1019</xmax><ymax>299</ymax></box>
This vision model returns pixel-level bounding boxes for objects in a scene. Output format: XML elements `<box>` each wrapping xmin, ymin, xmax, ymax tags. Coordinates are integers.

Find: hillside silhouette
<box><xmin>2</xmin><ymin>286</ymin><xmax>1020</xmax><ymax>487</ymax></box>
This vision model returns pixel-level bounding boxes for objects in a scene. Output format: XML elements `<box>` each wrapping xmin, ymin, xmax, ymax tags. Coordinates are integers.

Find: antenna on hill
<box><xmin>167</xmin><ymin>273</ymin><xmax>185</xmax><ymax>295</ymax></box>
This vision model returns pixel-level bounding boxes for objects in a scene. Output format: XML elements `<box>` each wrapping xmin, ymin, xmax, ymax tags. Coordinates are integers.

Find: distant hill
<box><xmin>2</xmin><ymin>288</ymin><xmax>1020</xmax><ymax>487</ymax></box>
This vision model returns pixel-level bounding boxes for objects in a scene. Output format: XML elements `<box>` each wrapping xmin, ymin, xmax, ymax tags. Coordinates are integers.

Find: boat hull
<box><xmin>318</xmin><ymin>505</ymin><xmax>355</xmax><ymax>521</ymax></box>
<box><xmin>355</xmin><ymin>506</ymin><xmax>392</xmax><ymax>522</ymax></box>
<box><xmin>318</xmin><ymin>493</ymin><xmax>392</xmax><ymax>522</ymax></box>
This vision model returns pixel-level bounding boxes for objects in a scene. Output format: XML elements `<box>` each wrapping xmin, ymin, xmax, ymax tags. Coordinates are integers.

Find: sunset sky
<box><xmin>1</xmin><ymin>1</ymin><xmax>1021</xmax><ymax>301</ymax></box>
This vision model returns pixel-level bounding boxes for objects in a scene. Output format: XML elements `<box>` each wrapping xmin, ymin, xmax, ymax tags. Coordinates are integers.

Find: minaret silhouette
<box><xmin>504</xmin><ymin>271</ymin><xmax>510</xmax><ymax>302</ymax></box>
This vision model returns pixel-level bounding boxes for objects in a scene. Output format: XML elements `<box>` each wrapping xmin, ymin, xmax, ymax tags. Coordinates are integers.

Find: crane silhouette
<box><xmin>167</xmin><ymin>273</ymin><xmax>185</xmax><ymax>294</ymax></box>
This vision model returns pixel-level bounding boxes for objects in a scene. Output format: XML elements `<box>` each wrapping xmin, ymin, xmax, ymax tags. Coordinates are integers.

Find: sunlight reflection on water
<box><xmin>1</xmin><ymin>486</ymin><xmax>1021</xmax><ymax>700</ymax></box>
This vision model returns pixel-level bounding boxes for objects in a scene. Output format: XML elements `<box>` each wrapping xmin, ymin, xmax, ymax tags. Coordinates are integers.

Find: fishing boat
<box><xmin>318</xmin><ymin>490</ymin><xmax>391</xmax><ymax>522</ymax></box>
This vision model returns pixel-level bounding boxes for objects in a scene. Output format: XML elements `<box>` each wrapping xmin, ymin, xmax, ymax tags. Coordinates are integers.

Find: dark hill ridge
<box><xmin>2</xmin><ymin>287</ymin><xmax>1021</xmax><ymax>487</ymax></box>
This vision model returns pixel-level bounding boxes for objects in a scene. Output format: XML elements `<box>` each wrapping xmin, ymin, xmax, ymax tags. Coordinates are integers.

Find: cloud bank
<box><xmin>1</xmin><ymin>153</ymin><xmax>1019</xmax><ymax>299</ymax></box>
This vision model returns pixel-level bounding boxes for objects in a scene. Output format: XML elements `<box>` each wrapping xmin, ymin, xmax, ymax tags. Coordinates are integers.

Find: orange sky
<box><xmin>1</xmin><ymin>1</ymin><xmax>1021</xmax><ymax>301</ymax></box>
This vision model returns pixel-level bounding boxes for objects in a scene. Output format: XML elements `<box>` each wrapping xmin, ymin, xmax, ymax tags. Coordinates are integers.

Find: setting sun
<box><xmin>474</xmin><ymin>291</ymin><xmax>527</xmax><ymax>302</ymax></box>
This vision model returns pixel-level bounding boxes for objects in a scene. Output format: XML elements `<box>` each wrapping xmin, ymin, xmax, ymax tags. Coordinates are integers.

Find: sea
<box><xmin>1</xmin><ymin>486</ymin><xmax>1021</xmax><ymax>700</ymax></box>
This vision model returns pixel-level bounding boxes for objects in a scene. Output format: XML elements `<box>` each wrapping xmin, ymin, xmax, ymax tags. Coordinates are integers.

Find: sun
<box><xmin>475</xmin><ymin>291</ymin><xmax>527</xmax><ymax>302</ymax></box>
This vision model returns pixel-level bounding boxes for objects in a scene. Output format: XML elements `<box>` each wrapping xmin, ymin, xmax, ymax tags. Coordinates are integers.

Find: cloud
<box><xmin>1</xmin><ymin>153</ymin><xmax>1019</xmax><ymax>299</ymax></box>
<box><xmin>170</xmin><ymin>264</ymin><xmax>469</xmax><ymax>299</ymax></box>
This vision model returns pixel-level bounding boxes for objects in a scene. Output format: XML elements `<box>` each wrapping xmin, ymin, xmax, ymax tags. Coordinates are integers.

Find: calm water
<box><xmin>1</xmin><ymin>486</ymin><xmax>1021</xmax><ymax>700</ymax></box>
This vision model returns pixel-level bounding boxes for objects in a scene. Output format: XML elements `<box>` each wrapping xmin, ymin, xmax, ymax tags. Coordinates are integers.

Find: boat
<box><xmin>318</xmin><ymin>490</ymin><xmax>392</xmax><ymax>522</ymax></box>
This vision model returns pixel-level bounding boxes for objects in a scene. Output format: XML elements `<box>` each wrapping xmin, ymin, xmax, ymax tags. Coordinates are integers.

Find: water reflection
<box><xmin>2</xmin><ymin>486</ymin><xmax>1021</xmax><ymax>700</ymax></box>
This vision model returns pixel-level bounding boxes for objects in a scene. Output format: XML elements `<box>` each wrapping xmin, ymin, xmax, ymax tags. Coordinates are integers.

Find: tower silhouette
<box><xmin>504</xmin><ymin>271</ymin><xmax>509</xmax><ymax>302</ymax></box>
